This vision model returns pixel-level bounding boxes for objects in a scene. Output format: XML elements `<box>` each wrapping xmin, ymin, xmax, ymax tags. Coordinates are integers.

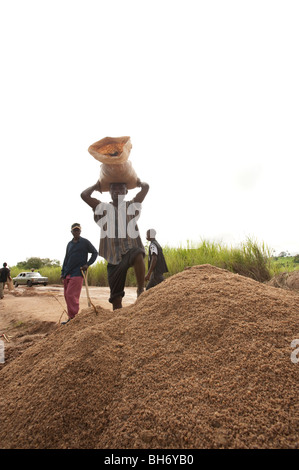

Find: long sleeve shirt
<box><xmin>61</xmin><ymin>237</ymin><xmax>98</xmax><ymax>277</ymax></box>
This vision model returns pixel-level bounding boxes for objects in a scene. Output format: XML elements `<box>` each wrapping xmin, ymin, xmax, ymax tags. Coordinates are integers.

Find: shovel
<box><xmin>81</xmin><ymin>268</ymin><xmax>98</xmax><ymax>314</ymax></box>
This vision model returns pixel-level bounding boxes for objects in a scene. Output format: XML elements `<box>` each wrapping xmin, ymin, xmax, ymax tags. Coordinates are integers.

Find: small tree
<box><xmin>16</xmin><ymin>257</ymin><xmax>61</xmax><ymax>269</ymax></box>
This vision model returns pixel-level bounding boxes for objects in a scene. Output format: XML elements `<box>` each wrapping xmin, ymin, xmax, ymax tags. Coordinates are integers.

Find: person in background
<box><xmin>61</xmin><ymin>223</ymin><xmax>98</xmax><ymax>324</ymax></box>
<box><xmin>145</xmin><ymin>229</ymin><xmax>168</xmax><ymax>290</ymax></box>
<box><xmin>81</xmin><ymin>179</ymin><xmax>149</xmax><ymax>310</ymax></box>
<box><xmin>0</xmin><ymin>263</ymin><xmax>12</xmax><ymax>299</ymax></box>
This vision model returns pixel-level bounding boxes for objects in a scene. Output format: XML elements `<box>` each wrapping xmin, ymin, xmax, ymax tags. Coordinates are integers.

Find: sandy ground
<box><xmin>0</xmin><ymin>284</ymin><xmax>137</xmax><ymax>365</ymax></box>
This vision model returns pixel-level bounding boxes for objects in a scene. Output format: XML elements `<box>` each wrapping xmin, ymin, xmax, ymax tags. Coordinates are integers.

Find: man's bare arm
<box><xmin>145</xmin><ymin>253</ymin><xmax>157</xmax><ymax>281</ymax></box>
<box><xmin>81</xmin><ymin>181</ymin><xmax>102</xmax><ymax>210</ymax></box>
<box><xmin>133</xmin><ymin>180</ymin><xmax>150</xmax><ymax>203</ymax></box>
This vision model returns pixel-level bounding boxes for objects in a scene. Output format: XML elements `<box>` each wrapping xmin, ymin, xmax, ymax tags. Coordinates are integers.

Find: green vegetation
<box><xmin>162</xmin><ymin>238</ymin><xmax>273</xmax><ymax>283</ymax></box>
<box><xmin>16</xmin><ymin>257</ymin><xmax>61</xmax><ymax>270</ymax></box>
<box><xmin>38</xmin><ymin>266</ymin><xmax>64</xmax><ymax>284</ymax></box>
<box><xmin>271</xmin><ymin>255</ymin><xmax>299</xmax><ymax>274</ymax></box>
<box><xmin>10</xmin><ymin>238</ymin><xmax>298</xmax><ymax>286</ymax></box>
<box><xmin>10</xmin><ymin>257</ymin><xmax>62</xmax><ymax>284</ymax></box>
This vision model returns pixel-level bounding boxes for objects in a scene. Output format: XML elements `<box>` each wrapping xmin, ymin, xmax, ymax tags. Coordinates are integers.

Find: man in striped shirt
<box><xmin>81</xmin><ymin>179</ymin><xmax>149</xmax><ymax>310</ymax></box>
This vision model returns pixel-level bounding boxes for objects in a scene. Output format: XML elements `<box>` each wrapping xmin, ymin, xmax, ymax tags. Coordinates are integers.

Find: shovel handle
<box><xmin>81</xmin><ymin>268</ymin><xmax>98</xmax><ymax>314</ymax></box>
<box><xmin>81</xmin><ymin>268</ymin><xmax>91</xmax><ymax>307</ymax></box>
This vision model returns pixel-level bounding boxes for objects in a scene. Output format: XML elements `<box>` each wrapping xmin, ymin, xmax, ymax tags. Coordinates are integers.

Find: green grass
<box><xmin>86</xmin><ymin>261</ymin><xmax>108</xmax><ymax>286</ymax></box>
<box><xmin>270</xmin><ymin>256</ymin><xmax>299</xmax><ymax>275</ymax></box>
<box><xmin>10</xmin><ymin>238</ymin><xmax>297</xmax><ymax>287</ymax></box>
<box><xmin>38</xmin><ymin>266</ymin><xmax>63</xmax><ymax>284</ymax></box>
<box><xmin>163</xmin><ymin>238</ymin><xmax>272</xmax><ymax>283</ymax></box>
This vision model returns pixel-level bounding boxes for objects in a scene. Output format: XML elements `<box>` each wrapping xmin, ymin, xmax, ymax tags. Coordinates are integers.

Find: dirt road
<box><xmin>0</xmin><ymin>284</ymin><xmax>137</xmax><ymax>365</ymax></box>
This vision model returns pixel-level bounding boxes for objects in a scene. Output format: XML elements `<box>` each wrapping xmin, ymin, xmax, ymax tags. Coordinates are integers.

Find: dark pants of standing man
<box><xmin>146</xmin><ymin>272</ymin><xmax>165</xmax><ymax>290</ymax></box>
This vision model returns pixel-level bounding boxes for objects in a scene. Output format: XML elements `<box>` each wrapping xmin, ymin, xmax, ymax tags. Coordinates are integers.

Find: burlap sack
<box><xmin>88</xmin><ymin>136</ymin><xmax>139</xmax><ymax>192</ymax></box>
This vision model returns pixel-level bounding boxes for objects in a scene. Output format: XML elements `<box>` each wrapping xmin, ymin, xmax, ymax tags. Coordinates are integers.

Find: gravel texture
<box><xmin>0</xmin><ymin>265</ymin><xmax>298</xmax><ymax>449</ymax></box>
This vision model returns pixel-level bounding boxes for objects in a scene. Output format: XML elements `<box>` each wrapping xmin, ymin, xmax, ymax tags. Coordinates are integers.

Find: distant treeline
<box><xmin>16</xmin><ymin>257</ymin><xmax>61</xmax><ymax>269</ymax></box>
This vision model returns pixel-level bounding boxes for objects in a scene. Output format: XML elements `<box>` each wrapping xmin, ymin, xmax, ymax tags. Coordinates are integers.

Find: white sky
<box><xmin>1</xmin><ymin>0</ymin><xmax>299</xmax><ymax>267</ymax></box>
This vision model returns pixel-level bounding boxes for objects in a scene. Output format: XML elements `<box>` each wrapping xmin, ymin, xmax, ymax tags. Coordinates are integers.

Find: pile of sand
<box><xmin>0</xmin><ymin>265</ymin><xmax>298</xmax><ymax>449</ymax></box>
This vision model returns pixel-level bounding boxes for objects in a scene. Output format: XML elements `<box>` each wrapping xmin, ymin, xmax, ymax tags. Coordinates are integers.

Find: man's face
<box><xmin>110</xmin><ymin>183</ymin><xmax>127</xmax><ymax>202</ymax></box>
<box><xmin>71</xmin><ymin>228</ymin><xmax>81</xmax><ymax>240</ymax></box>
<box><xmin>146</xmin><ymin>229</ymin><xmax>155</xmax><ymax>241</ymax></box>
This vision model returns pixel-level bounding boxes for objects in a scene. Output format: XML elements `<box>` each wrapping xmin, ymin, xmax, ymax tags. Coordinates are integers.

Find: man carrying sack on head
<box><xmin>81</xmin><ymin>180</ymin><xmax>149</xmax><ymax>310</ymax></box>
<box><xmin>82</xmin><ymin>135</ymin><xmax>150</xmax><ymax>311</ymax></box>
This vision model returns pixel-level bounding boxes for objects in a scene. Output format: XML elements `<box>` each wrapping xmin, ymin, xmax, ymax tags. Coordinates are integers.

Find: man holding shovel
<box><xmin>61</xmin><ymin>223</ymin><xmax>98</xmax><ymax>323</ymax></box>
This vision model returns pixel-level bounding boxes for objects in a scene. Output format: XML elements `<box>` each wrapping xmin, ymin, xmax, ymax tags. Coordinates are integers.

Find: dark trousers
<box><xmin>146</xmin><ymin>272</ymin><xmax>164</xmax><ymax>290</ymax></box>
<box><xmin>107</xmin><ymin>247</ymin><xmax>144</xmax><ymax>303</ymax></box>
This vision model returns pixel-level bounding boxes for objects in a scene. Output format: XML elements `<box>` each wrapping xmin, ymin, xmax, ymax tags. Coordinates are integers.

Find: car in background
<box><xmin>13</xmin><ymin>272</ymin><xmax>48</xmax><ymax>287</ymax></box>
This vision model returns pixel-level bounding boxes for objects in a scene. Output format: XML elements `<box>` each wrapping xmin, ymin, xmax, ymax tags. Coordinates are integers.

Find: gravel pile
<box><xmin>0</xmin><ymin>265</ymin><xmax>298</xmax><ymax>449</ymax></box>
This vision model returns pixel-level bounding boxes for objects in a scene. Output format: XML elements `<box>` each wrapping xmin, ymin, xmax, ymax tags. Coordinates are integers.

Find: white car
<box><xmin>13</xmin><ymin>272</ymin><xmax>48</xmax><ymax>287</ymax></box>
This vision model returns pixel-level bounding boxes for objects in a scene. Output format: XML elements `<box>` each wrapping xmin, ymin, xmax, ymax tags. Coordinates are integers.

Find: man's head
<box><xmin>109</xmin><ymin>182</ymin><xmax>128</xmax><ymax>204</ymax></box>
<box><xmin>3</xmin><ymin>263</ymin><xmax>7</xmax><ymax>267</ymax></box>
<box><xmin>146</xmin><ymin>229</ymin><xmax>156</xmax><ymax>241</ymax></box>
<box><xmin>71</xmin><ymin>223</ymin><xmax>81</xmax><ymax>240</ymax></box>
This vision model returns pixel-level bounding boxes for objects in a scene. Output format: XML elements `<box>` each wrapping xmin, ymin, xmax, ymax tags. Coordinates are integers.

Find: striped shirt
<box><xmin>93</xmin><ymin>200</ymin><xmax>144</xmax><ymax>265</ymax></box>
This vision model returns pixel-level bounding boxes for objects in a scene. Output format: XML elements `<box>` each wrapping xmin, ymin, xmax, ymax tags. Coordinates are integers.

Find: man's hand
<box><xmin>136</xmin><ymin>179</ymin><xmax>148</xmax><ymax>188</ymax></box>
<box><xmin>81</xmin><ymin>264</ymin><xmax>89</xmax><ymax>272</ymax></box>
<box><xmin>81</xmin><ymin>182</ymin><xmax>102</xmax><ymax>209</ymax></box>
<box><xmin>134</xmin><ymin>180</ymin><xmax>149</xmax><ymax>203</ymax></box>
<box><xmin>94</xmin><ymin>181</ymin><xmax>102</xmax><ymax>193</ymax></box>
<box><xmin>145</xmin><ymin>273</ymin><xmax>150</xmax><ymax>282</ymax></box>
